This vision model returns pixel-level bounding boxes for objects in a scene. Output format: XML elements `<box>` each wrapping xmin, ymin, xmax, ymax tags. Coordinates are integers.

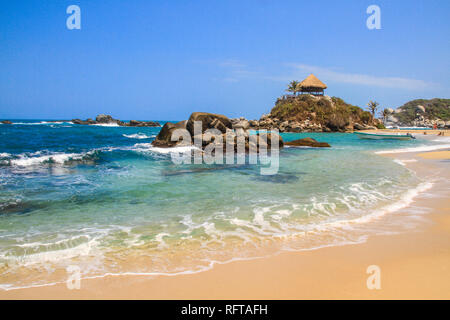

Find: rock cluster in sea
<box><xmin>71</xmin><ymin>114</ymin><xmax>161</xmax><ymax>127</ymax></box>
<box><xmin>151</xmin><ymin>112</ymin><xmax>284</xmax><ymax>151</ymax></box>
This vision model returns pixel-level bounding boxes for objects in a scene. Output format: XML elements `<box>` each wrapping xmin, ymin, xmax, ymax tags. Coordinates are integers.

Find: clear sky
<box><xmin>0</xmin><ymin>0</ymin><xmax>449</xmax><ymax>120</ymax></box>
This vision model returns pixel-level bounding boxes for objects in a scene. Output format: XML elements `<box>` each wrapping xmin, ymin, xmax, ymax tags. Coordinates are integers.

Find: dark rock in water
<box><xmin>285</xmin><ymin>137</ymin><xmax>330</xmax><ymax>148</ymax></box>
<box><xmin>72</xmin><ymin>119</ymin><xmax>87</xmax><ymax>125</ymax></box>
<box><xmin>254</xmin><ymin>173</ymin><xmax>300</xmax><ymax>184</ymax></box>
<box><xmin>71</xmin><ymin>115</ymin><xmax>160</xmax><ymax>127</ymax></box>
<box><xmin>129</xmin><ymin>120</ymin><xmax>141</xmax><ymax>126</ymax></box>
<box><xmin>71</xmin><ymin>115</ymin><xmax>161</xmax><ymax>127</ymax></box>
<box><xmin>152</xmin><ymin>120</ymin><xmax>188</xmax><ymax>147</ymax></box>
<box><xmin>186</xmin><ymin>112</ymin><xmax>233</xmax><ymax>136</ymax></box>
<box><xmin>127</xmin><ymin>120</ymin><xmax>160</xmax><ymax>127</ymax></box>
<box><xmin>1</xmin><ymin>120</ymin><xmax>12</xmax><ymax>124</ymax></box>
<box><xmin>0</xmin><ymin>200</ymin><xmax>47</xmax><ymax>215</ymax></box>
<box><xmin>95</xmin><ymin>114</ymin><xmax>115</xmax><ymax>123</ymax></box>
<box><xmin>72</xmin><ymin>118</ymin><xmax>95</xmax><ymax>125</ymax></box>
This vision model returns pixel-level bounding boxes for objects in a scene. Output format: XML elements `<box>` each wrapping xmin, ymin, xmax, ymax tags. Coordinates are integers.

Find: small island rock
<box><xmin>285</xmin><ymin>138</ymin><xmax>330</xmax><ymax>148</ymax></box>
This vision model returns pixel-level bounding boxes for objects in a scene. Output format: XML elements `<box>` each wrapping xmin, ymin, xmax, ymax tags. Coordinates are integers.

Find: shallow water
<box><xmin>0</xmin><ymin>120</ymin><xmax>446</xmax><ymax>288</ymax></box>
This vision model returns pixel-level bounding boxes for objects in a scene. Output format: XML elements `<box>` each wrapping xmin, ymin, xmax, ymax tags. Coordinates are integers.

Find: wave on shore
<box><xmin>375</xmin><ymin>143</ymin><xmax>450</xmax><ymax>154</ymax></box>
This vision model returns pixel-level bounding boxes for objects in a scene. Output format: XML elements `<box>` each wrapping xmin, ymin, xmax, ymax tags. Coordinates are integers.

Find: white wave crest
<box><xmin>132</xmin><ymin>143</ymin><xmax>200</xmax><ymax>154</ymax></box>
<box><xmin>375</xmin><ymin>144</ymin><xmax>450</xmax><ymax>154</ymax></box>
<box><xmin>90</xmin><ymin>123</ymin><xmax>120</xmax><ymax>127</ymax></box>
<box><xmin>7</xmin><ymin>152</ymin><xmax>90</xmax><ymax>167</ymax></box>
<box><xmin>393</xmin><ymin>159</ymin><xmax>418</xmax><ymax>166</ymax></box>
<box><xmin>10</xmin><ymin>121</ymin><xmax>71</xmax><ymax>125</ymax></box>
<box><xmin>123</xmin><ymin>133</ymin><xmax>153</xmax><ymax>139</ymax></box>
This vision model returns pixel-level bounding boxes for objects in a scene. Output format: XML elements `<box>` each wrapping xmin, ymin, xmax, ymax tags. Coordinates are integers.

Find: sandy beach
<box><xmin>1</xmin><ymin>133</ymin><xmax>449</xmax><ymax>300</ymax></box>
<box><xmin>364</xmin><ymin>128</ymin><xmax>450</xmax><ymax>136</ymax></box>
<box><xmin>1</xmin><ymin>0</ymin><xmax>450</xmax><ymax>304</ymax></box>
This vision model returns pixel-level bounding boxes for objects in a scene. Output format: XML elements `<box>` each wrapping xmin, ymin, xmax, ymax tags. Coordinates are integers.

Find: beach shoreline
<box><xmin>1</xmin><ymin>134</ymin><xmax>449</xmax><ymax>300</ymax></box>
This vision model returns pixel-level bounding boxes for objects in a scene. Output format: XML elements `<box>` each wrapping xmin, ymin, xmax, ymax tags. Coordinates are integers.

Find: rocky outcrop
<box><xmin>386</xmin><ymin>98</ymin><xmax>450</xmax><ymax>128</ymax></box>
<box><xmin>1</xmin><ymin>120</ymin><xmax>12</xmax><ymax>124</ymax></box>
<box><xmin>72</xmin><ymin>118</ymin><xmax>96</xmax><ymax>125</ymax></box>
<box><xmin>95</xmin><ymin>114</ymin><xmax>115</xmax><ymax>123</ymax></box>
<box><xmin>247</xmin><ymin>95</ymin><xmax>378</xmax><ymax>133</ymax></box>
<box><xmin>186</xmin><ymin>112</ymin><xmax>233</xmax><ymax>136</ymax></box>
<box><xmin>127</xmin><ymin>120</ymin><xmax>161</xmax><ymax>127</ymax></box>
<box><xmin>285</xmin><ymin>138</ymin><xmax>330</xmax><ymax>148</ymax></box>
<box><xmin>71</xmin><ymin>115</ymin><xmax>161</xmax><ymax>127</ymax></box>
<box><xmin>353</xmin><ymin>123</ymin><xmax>377</xmax><ymax>130</ymax></box>
<box><xmin>151</xmin><ymin>112</ymin><xmax>284</xmax><ymax>152</ymax></box>
<box><xmin>151</xmin><ymin>120</ymin><xmax>188</xmax><ymax>147</ymax></box>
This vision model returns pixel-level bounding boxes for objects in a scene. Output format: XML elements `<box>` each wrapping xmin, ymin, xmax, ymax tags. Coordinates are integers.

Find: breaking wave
<box><xmin>123</xmin><ymin>133</ymin><xmax>154</xmax><ymax>139</ymax></box>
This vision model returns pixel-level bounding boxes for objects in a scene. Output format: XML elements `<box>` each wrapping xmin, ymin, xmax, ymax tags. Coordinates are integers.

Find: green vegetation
<box><xmin>286</xmin><ymin>80</ymin><xmax>299</xmax><ymax>95</ymax></box>
<box><xmin>270</xmin><ymin>95</ymin><xmax>375</xmax><ymax>131</ymax></box>
<box><xmin>381</xmin><ymin>108</ymin><xmax>390</xmax><ymax>123</ymax></box>
<box><xmin>395</xmin><ymin>98</ymin><xmax>450</xmax><ymax>124</ymax></box>
<box><xmin>367</xmin><ymin>100</ymin><xmax>379</xmax><ymax>117</ymax></box>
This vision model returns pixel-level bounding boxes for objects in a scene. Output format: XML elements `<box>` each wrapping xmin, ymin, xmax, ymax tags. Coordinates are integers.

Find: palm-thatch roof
<box><xmin>297</xmin><ymin>74</ymin><xmax>327</xmax><ymax>89</ymax></box>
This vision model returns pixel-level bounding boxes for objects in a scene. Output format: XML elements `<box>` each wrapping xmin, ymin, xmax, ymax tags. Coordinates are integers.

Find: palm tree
<box><xmin>286</xmin><ymin>80</ymin><xmax>299</xmax><ymax>96</ymax></box>
<box><xmin>381</xmin><ymin>108</ymin><xmax>390</xmax><ymax>123</ymax></box>
<box><xmin>367</xmin><ymin>101</ymin><xmax>379</xmax><ymax>117</ymax></box>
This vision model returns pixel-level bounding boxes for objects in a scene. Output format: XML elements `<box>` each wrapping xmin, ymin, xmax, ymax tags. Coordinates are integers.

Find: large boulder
<box><xmin>285</xmin><ymin>138</ymin><xmax>330</xmax><ymax>148</ymax></box>
<box><xmin>1</xmin><ymin>120</ymin><xmax>12</xmax><ymax>124</ymax></box>
<box><xmin>151</xmin><ymin>120</ymin><xmax>188</xmax><ymax>147</ymax></box>
<box><xmin>186</xmin><ymin>112</ymin><xmax>232</xmax><ymax>136</ymax></box>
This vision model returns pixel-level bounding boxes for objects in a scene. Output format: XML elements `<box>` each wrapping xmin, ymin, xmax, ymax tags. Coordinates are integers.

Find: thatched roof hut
<box><xmin>297</xmin><ymin>74</ymin><xmax>327</xmax><ymax>95</ymax></box>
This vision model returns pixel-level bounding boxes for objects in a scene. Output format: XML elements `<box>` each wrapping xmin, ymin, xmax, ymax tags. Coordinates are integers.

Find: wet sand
<box><xmin>363</xmin><ymin>128</ymin><xmax>449</xmax><ymax>136</ymax></box>
<box><xmin>1</xmin><ymin>137</ymin><xmax>449</xmax><ymax>299</ymax></box>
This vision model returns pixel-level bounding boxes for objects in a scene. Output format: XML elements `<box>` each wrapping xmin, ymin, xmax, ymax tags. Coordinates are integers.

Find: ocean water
<box><xmin>0</xmin><ymin>120</ymin><xmax>447</xmax><ymax>288</ymax></box>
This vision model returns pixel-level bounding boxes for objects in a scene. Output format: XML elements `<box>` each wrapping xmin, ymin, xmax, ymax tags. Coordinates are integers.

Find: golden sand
<box><xmin>418</xmin><ymin>151</ymin><xmax>450</xmax><ymax>160</ymax></box>
<box><xmin>1</xmin><ymin>146</ymin><xmax>449</xmax><ymax>300</ymax></box>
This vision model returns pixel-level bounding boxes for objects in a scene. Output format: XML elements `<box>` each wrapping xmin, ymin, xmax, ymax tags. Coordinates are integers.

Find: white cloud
<box><xmin>216</xmin><ymin>60</ymin><xmax>434</xmax><ymax>90</ymax></box>
<box><xmin>218</xmin><ymin>59</ymin><xmax>247</xmax><ymax>69</ymax></box>
<box><xmin>282</xmin><ymin>64</ymin><xmax>434</xmax><ymax>90</ymax></box>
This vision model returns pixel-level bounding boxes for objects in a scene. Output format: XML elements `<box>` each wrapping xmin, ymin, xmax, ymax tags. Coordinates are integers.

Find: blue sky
<box><xmin>0</xmin><ymin>0</ymin><xmax>449</xmax><ymax>120</ymax></box>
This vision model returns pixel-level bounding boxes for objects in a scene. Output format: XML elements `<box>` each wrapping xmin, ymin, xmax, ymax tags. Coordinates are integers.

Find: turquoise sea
<box><xmin>0</xmin><ymin>120</ymin><xmax>447</xmax><ymax>288</ymax></box>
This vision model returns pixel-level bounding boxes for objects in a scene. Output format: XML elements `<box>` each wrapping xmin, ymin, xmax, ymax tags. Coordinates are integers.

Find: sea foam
<box><xmin>375</xmin><ymin>144</ymin><xmax>450</xmax><ymax>154</ymax></box>
<box><xmin>123</xmin><ymin>133</ymin><xmax>153</xmax><ymax>139</ymax></box>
